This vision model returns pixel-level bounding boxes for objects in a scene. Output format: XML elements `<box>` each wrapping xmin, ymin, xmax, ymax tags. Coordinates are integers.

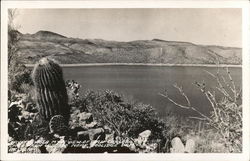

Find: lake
<box><xmin>63</xmin><ymin>65</ymin><xmax>242</xmax><ymax>117</ymax></box>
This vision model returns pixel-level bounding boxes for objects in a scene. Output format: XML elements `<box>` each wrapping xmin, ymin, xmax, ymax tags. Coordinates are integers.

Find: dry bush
<box><xmin>159</xmin><ymin>68</ymin><xmax>242</xmax><ymax>152</ymax></box>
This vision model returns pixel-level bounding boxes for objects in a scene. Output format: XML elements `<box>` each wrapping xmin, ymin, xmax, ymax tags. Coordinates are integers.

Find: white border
<box><xmin>1</xmin><ymin>1</ymin><xmax>250</xmax><ymax>161</ymax></box>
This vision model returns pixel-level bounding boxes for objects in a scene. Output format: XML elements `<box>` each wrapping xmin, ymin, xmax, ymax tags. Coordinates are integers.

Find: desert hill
<box><xmin>16</xmin><ymin>30</ymin><xmax>242</xmax><ymax>65</ymax></box>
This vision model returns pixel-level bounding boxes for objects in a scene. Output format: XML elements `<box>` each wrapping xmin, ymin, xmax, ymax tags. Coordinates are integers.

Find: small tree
<box><xmin>8</xmin><ymin>9</ymin><xmax>33</xmax><ymax>94</ymax></box>
<box><xmin>8</xmin><ymin>9</ymin><xmax>21</xmax><ymax>67</ymax></box>
<box><xmin>159</xmin><ymin>68</ymin><xmax>242</xmax><ymax>152</ymax></box>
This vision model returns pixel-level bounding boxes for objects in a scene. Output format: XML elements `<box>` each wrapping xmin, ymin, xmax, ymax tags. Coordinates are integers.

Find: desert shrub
<box><xmin>126</xmin><ymin>103</ymin><xmax>166</xmax><ymax>140</ymax></box>
<box><xmin>67</xmin><ymin>87</ymin><xmax>183</xmax><ymax>152</ymax></box>
<box><xmin>159</xmin><ymin>68</ymin><xmax>242</xmax><ymax>152</ymax></box>
<box><xmin>9</xmin><ymin>63</ymin><xmax>33</xmax><ymax>94</ymax></box>
<box><xmin>19</xmin><ymin>83</ymin><xmax>33</xmax><ymax>94</ymax></box>
<box><xmin>66</xmin><ymin>80</ymin><xmax>85</xmax><ymax>109</ymax></box>
<box><xmin>82</xmin><ymin>90</ymin><xmax>166</xmax><ymax>142</ymax></box>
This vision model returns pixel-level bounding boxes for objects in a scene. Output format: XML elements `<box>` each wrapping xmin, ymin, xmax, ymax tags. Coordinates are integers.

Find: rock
<box><xmin>70</xmin><ymin>113</ymin><xmax>78</xmax><ymax>122</ymax></box>
<box><xmin>139</xmin><ymin>130</ymin><xmax>151</xmax><ymax>138</ymax></box>
<box><xmin>90</xmin><ymin>140</ymin><xmax>99</xmax><ymax>148</ymax></box>
<box><xmin>105</xmin><ymin>133</ymin><xmax>115</xmax><ymax>143</ymax></box>
<box><xmin>73</xmin><ymin>109</ymin><xmax>80</xmax><ymax>115</ymax></box>
<box><xmin>137</xmin><ymin>130</ymin><xmax>151</xmax><ymax>145</ymax></box>
<box><xmin>35</xmin><ymin>137</ymin><xmax>46</xmax><ymax>145</ymax></box>
<box><xmin>77</xmin><ymin>128</ymin><xmax>105</xmax><ymax>141</ymax></box>
<box><xmin>79</xmin><ymin>121</ymin><xmax>87</xmax><ymax>128</ymax></box>
<box><xmin>77</xmin><ymin>131</ymin><xmax>90</xmax><ymax>140</ymax></box>
<box><xmin>46</xmin><ymin>138</ymin><xmax>67</xmax><ymax>153</ymax></box>
<box><xmin>27</xmin><ymin>146</ymin><xmax>41</xmax><ymax>153</ymax></box>
<box><xmin>86</xmin><ymin>121</ymin><xmax>98</xmax><ymax>129</ymax></box>
<box><xmin>77</xmin><ymin>112</ymin><xmax>93</xmax><ymax>123</ymax></box>
<box><xmin>22</xmin><ymin>111</ymin><xmax>30</xmax><ymax>120</ymax></box>
<box><xmin>170</xmin><ymin>137</ymin><xmax>185</xmax><ymax>153</ymax></box>
<box><xmin>184</xmin><ymin>139</ymin><xmax>195</xmax><ymax>153</ymax></box>
<box><xmin>128</xmin><ymin>143</ymin><xmax>136</xmax><ymax>152</ymax></box>
<box><xmin>26</xmin><ymin>139</ymin><xmax>34</xmax><ymax>147</ymax></box>
<box><xmin>88</xmin><ymin>128</ymin><xmax>105</xmax><ymax>140</ymax></box>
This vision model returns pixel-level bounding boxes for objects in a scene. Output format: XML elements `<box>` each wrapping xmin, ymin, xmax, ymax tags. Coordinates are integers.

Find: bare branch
<box><xmin>189</xmin><ymin>107</ymin><xmax>211</xmax><ymax>121</ymax></box>
<box><xmin>158</xmin><ymin>92</ymin><xmax>190</xmax><ymax>109</ymax></box>
<box><xmin>159</xmin><ymin>91</ymin><xmax>211</xmax><ymax>121</ymax></box>
<box><xmin>189</xmin><ymin>116</ymin><xmax>207</xmax><ymax>121</ymax></box>
<box><xmin>204</xmin><ymin>69</ymin><xmax>234</xmax><ymax>102</ymax></box>
<box><xmin>204</xmin><ymin>70</ymin><xmax>216</xmax><ymax>78</ymax></box>
<box><xmin>226</xmin><ymin>68</ymin><xmax>236</xmax><ymax>91</ymax></box>
<box><xmin>8</xmin><ymin>9</ymin><xmax>20</xmax><ymax>30</ymax></box>
<box><xmin>226</xmin><ymin>67</ymin><xmax>237</xmax><ymax>102</ymax></box>
<box><xmin>221</xmin><ymin>75</ymin><xmax>234</xmax><ymax>94</ymax></box>
<box><xmin>173</xmin><ymin>84</ymin><xmax>191</xmax><ymax>106</ymax></box>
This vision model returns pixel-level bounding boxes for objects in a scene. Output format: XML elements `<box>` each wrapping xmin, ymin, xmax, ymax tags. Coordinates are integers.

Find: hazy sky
<box><xmin>15</xmin><ymin>8</ymin><xmax>241</xmax><ymax>47</ymax></box>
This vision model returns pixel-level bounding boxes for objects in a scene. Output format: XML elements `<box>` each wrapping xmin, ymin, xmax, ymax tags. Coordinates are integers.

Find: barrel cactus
<box><xmin>32</xmin><ymin>58</ymin><xmax>70</xmax><ymax>123</ymax></box>
<box><xmin>49</xmin><ymin>115</ymin><xmax>68</xmax><ymax>135</ymax></box>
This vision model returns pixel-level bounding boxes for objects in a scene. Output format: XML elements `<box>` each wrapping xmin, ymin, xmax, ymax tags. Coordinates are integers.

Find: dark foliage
<box><xmin>82</xmin><ymin>90</ymin><xmax>166</xmax><ymax>142</ymax></box>
<box><xmin>8</xmin><ymin>64</ymin><xmax>33</xmax><ymax>93</ymax></box>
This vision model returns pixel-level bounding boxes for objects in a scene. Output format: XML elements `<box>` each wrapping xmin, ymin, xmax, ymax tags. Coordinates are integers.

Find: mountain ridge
<box><xmin>16</xmin><ymin>30</ymin><xmax>242</xmax><ymax>65</ymax></box>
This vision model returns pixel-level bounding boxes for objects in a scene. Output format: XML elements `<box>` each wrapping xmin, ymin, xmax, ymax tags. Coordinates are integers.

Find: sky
<box><xmin>14</xmin><ymin>8</ymin><xmax>241</xmax><ymax>47</ymax></box>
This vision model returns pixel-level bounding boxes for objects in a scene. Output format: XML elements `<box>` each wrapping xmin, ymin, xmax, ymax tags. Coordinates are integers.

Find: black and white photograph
<box><xmin>1</xmin><ymin>0</ymin><xmax>250</xmax><ymax>161</ymax></box>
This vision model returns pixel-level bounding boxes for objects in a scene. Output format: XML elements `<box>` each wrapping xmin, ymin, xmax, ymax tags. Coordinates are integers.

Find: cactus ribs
<box><xmin>32</xmin><ymin>58</ymin><xmax>70</xmax><ymax>123</ymax></box>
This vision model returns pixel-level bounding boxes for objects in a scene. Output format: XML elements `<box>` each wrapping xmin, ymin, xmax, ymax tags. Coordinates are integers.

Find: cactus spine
<box><xmin>32</xmin><ymin>58</ymin><xmax>69</xmax><ymax>122</ymax></box>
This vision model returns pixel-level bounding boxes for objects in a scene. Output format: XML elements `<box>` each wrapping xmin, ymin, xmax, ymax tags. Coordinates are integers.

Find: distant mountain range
<box><xmin>16</xmin><ymin>30</ymin><xmax>242</xmax><ymax>65</ymax></box>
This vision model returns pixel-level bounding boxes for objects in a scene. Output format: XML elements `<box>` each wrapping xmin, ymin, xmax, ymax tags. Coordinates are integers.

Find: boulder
<box><xmin>77</xmin><ymin>112</ymin><xmax>93</xmax><ymax>123</ymax></box>
<box><xmin>137</xmin><ymin>130</ymin><xmax>151</xmax><ymax>145</ymax></box>
<box><xmin>77</xmin><ymin>128</ymin><xmax>105</xmax><ymax>141</ymax></box>
<box><xmin>184</xmin><ymin>139</ymin><xmax>195</xmax><ymax>153</ymax></box>
<box><xmin>139</xmin><ymin>130</ymin><xmax>151</xmax><ymax>138</ymax></box>
<box><xmin>86</xmin><ymin>121</ymin><xmax>98</xmax><ymax>129</ymax></box>
<box><xmin>170</xmin><ymin>137</ymin><xmax>185</xmax><ymax>153</ymax></box>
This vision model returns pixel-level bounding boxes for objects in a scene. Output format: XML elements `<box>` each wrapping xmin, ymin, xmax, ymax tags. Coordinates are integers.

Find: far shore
<box><xmin>25</xmin><ymin>63</ymin><xmax>242</xmax><ymax>68</ymax></box>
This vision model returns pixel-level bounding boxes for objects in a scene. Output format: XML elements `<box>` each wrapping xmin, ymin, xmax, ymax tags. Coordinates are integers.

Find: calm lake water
<box><xmin>63</xmin><ymin>65</ymin><xmax>242</xmax><ymax>117</ymax></box>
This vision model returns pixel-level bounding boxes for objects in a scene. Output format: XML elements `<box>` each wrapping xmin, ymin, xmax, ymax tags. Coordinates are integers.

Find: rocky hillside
<box><xmin>16</xmin><ymin>30</ymin><xmax>242</xmax><ymax>65</ymax></box>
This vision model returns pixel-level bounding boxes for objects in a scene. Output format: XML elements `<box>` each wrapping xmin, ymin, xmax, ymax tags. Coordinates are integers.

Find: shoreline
<box><xmin>25</xmin><ymin>63</ymin><xmax>242</xmax><ymax>68</ymax></box>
